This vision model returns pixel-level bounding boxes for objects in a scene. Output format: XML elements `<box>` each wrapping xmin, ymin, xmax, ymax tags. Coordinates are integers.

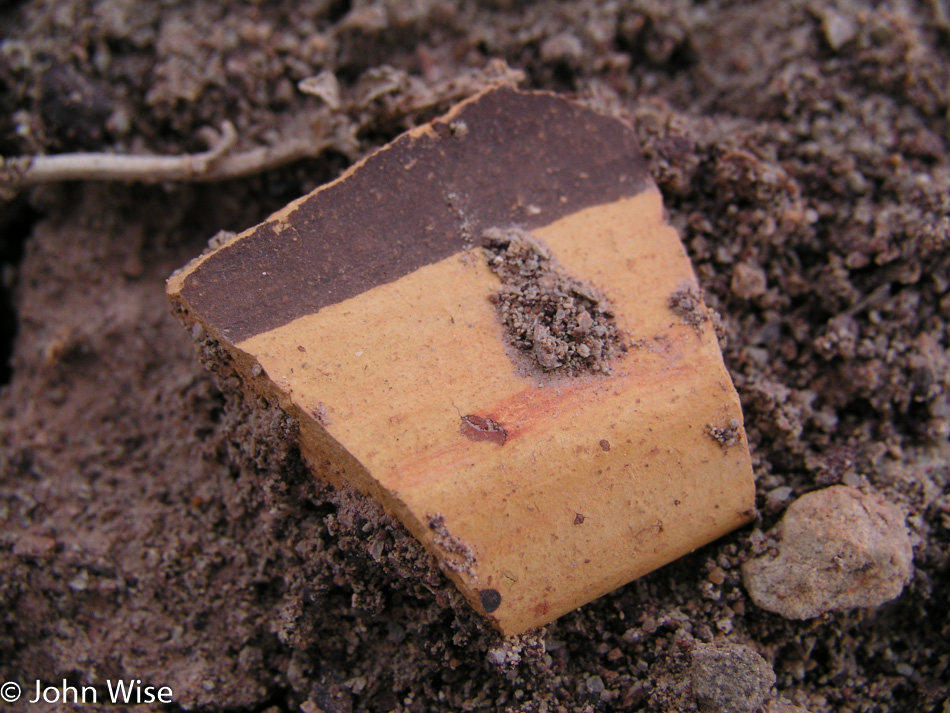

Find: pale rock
<box><xmin>742</xmin><ymin>486</ymin><xmax>913</xmax><ymax>619</ymax></box>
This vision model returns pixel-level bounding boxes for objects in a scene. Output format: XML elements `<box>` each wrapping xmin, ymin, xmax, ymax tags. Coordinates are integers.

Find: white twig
<box><xmin>0</xmin><ymin>63</ymin><xmax>524</xmax><ymax>194</ymax></box>
<box><xmin>1</xmin><ymin>122</ymin><xmax>333</xmax><ymax>190</ymax></box>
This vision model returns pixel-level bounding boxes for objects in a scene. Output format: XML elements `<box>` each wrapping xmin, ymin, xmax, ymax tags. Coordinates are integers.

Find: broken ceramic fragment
<box><xmin>168</xmin><ymin>86</ymin><xmax>755</xmax><ymax>635</ymax></box>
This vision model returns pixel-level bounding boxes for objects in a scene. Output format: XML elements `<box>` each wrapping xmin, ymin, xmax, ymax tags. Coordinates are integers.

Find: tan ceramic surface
<box><xmin>226</xmin><ymin>190</ymin><xmax>755</xmax><ymax>634</ymax></box>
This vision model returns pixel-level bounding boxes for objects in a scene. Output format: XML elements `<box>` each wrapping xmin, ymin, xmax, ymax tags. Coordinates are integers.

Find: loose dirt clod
<box><xmin>668</xmin><ymin>286</ymin><xmax>708</xmax><ymax>331</ymax></box>
<box><xmin>705</xmin><ymin>418</ymin><xmax>743</xmax><ymax>448</ymax></box>
<box><xmin>690</xmin><ymin>643</ymin><xmax>776</xmax><ymax>713</ymax></box>
<box><xmin>742</xmin><ymin>486</ymin><xmax>914</xmax><ymax>619</ymax></box>
<box><xmin>483</xmin><ymin>226</ymin><xmax>624</xmax><ymax>374</ymax></box>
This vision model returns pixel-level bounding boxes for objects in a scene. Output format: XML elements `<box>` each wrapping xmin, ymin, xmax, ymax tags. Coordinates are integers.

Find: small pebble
<box><xmin>742</xmin><ymin>486</ymin><xmax>913</xmax><ymax>619</ymax></box>
<box><xmin>764</xmin><ymin>485</ymin><xmax>795</xmax><ymax>514</ymax></box>
<box><xmin>731</xmin><ymin>261</ymin><xmax>768</xmax><ymax>299</ymax></box>
<box><xmin>821</xmin><ymin>10</ymin><xmax>857</xmax><ymax>51</ymax></box>
<box><xmin>540</xmin><ymin>32</ymin><xmax>584</xmax><ymax>66</ymax></box>
<box><xmin>765</xmin><ymin>700</ymin><xmax>811</xmax><ymax>713</ymax></box>
<box><xmin>297</xmin><ymin>70</ymin><xmax>341</xmax><ymax>110</ymax></box>
<box><xmin>122</xmin><ymin>254</ymin><xmax>145</xmax><ymax>279</ymax></box>
<box><xmin>690</xmin><ymin>643</ymin><xmax>775</xmax><ymax>713</ymax></box>
<box><xmin>13</xmin><ymin>533</ymin><xmax>57</xmax><ymax>558</ymax></box>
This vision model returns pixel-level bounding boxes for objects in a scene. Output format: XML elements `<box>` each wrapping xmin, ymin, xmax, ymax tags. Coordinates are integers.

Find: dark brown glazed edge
<box><xmin>176</xmin><ymin>86</ymin><xmax>651</xmax><ymax>344</ymax></box>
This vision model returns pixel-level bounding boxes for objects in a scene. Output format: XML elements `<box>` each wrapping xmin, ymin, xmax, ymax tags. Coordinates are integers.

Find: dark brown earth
<box><xmin>1</xmin><ymin>1</ymin><xmax>948</xmax><ymax>712</ymax></box>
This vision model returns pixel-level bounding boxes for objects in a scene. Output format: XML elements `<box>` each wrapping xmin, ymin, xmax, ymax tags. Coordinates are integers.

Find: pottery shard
<box><xmin>742</xmin><ymin>485</ymin><xmax>913</xmax><ymax>619</ymax></box>
<box><xmin>168</xmin><ymin>86</ymin><xmax>755</xmax><ymax>636</ymax></box>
